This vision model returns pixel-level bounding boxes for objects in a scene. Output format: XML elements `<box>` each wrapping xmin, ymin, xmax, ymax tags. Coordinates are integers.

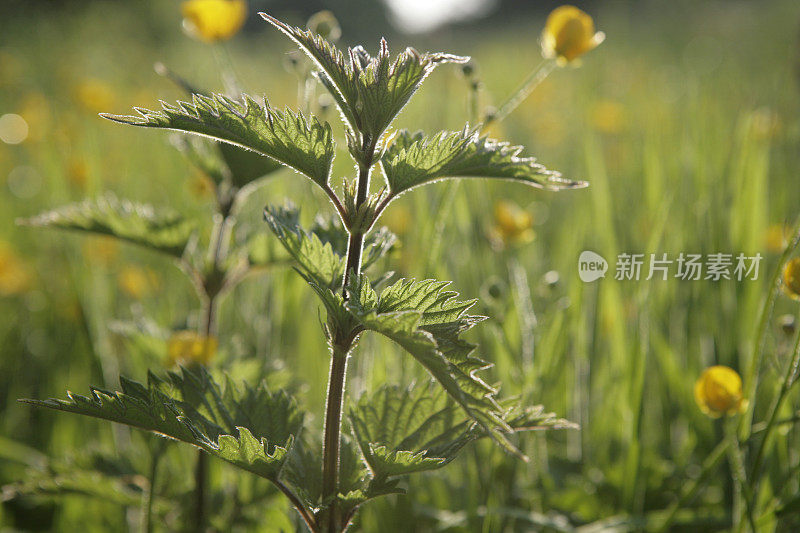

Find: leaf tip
<box><xmin>99</xmin><ymin>113</ymin><xmax>139</xmax><ymax>125</ymax></box>
<box><xmin>258</xmin><ymin>11</ymin><xmax>280</xmax><ymax>26</ymax></box>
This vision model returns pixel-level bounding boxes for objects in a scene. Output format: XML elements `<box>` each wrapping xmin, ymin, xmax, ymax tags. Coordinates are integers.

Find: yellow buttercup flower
<box><xmin>783</xmin><ymin>258</ymin><xmax>800</xmax><ymax>299</ymax></box>
<box><xmin>0</xmin><ymin>241</ymin><xmax>32</xmax><ymax>296</ymax></box>
<box><xmin>491</xmin><ymin>200</ymin><xmax>535</xmax><ymax>246</ymax></box>
<box><xmin>541</xmin><ymin>5</ymin><xmax>605</xmax><ymax>65</ymax></box>
<box><xmin>694</xmin><ymin>366</ymin><xmax>747</xmax><ymax>418</ymax></box>
<box><xmin>167</xmin><ymin>330</ymin><xmax>218</xmax><ymax>366</ymax></box>
<box><xmin>182</xmin><ymin>0</ymin><xmax>247</xmax><ymax>43</ymax></box>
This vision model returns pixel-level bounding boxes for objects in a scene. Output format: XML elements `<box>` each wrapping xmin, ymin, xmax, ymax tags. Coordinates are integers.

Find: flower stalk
<box><xmin>482</xmin><ymin>59</ymin><xmax>556</xmax><ymax>131</ymax></box>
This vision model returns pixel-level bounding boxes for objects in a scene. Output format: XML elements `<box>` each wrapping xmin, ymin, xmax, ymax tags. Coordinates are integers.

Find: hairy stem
<box><xmin>341</xmin><ymin>141</ymin><xmax>374</xmax><ymax>295</ymax></box>
<box><xmin>323</xmin><ymin>138</ymin><xmax>375</xmax><ymax>532</ymax></box>
<box><xmin>342</xmin><ymin>231</ymin><xmax>365</xmax><ymax>295</ymax></box>
<box><xmin>321</xmin><ymin>346</ymin><xmax>350</xmax><ymax>532</ymax></box>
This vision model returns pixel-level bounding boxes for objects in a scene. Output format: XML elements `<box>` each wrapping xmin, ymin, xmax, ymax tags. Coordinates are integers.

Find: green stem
<box><xmin>192</xmin><ymin>451</ymin><xmax>208</xmax><ymax>532</ymax></box>
<box><xmin>655</xmin><ymin>439</ymin><xmax>729</xmax><ymax>533</ymax></box>
<box><xmin>748</xmin><ymin>307</ymin><xmax>800</xmax><ymax>487</ymax></box>
<box><xmin>341</xmin><ymin>141</ymin><xmax>374</xmax><ymax>294</ymax></box>
<box><xmin>191</xmin><ymin>212</ymin><xmax>231</xmax><ymax>531</ymax></box>
<box><xmin>739</xmin><ymin>219</ymin><xmax>800</xmax><ymax>440</ymax></box>
<box><xmin>274</xmin><ymin>480</ymin><xmax>318</xmax><ymax>532</ymax></box>
<box><xmin>482</xmin><ymin>59</ymin><xmax>556</xmax><ymax>131</ymax></box>
<box><xmin>142</xmin><ymin>445</ymin><xmax>163</xmax><ymax>533</ymax></box>
<box><xmin>321</xmin><ymin>346</ymin><xmax>350</xmax><ymax>532</ymax></box>
<box><xmin>323</xmin><ymin>139</ymin><xmax>375</xmax><ymax>532</ymax></box>
<box><xmin>725</xmin><ymin>418</ymin><xmax>756</xmax><ymax>533</ymax></box>
<box><xmin>342</xmin><ymin>231</ymin><xmax>364</xmax><ymax>295</ymax></box>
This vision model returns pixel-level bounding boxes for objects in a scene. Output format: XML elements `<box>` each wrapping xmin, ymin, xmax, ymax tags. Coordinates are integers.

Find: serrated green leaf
<box><xmin>381</xmin><ymin>129</ymin><xmax>587</xmax><ymax>196</ymax></box>
<box><xmin>349</xmin><ymin>383</ymin><xmax>466</xmax><ymax>477</ymax></box>
<box><xmin>264</xmin><ymin>204</ymin><xmax>345</xmax><ymax>290</ymax></box>
<box><xmin>18</xmin><ymin>193</ymin><xmax>194</xmax><ymax>258</ymax></box>
<box><xmin>279</xmin><ymin>433</ymin><xmax>391</xmax><ymax>523</ymax></box>
<box><xmin>157</xmin><ymin>64</ymin><xmax>284</xmax><ymax>188</ymax></box>
<box><xmin>102</xmin><ymin>94</ymin><xmax>335</xmax><ymax>187</ymax></box>
<box><xmin>1</xmin><ymin>448</ymin><xmax>170</xmax><ymax>512</ymax></box>
<box><xmin>22</xmin><ymin>367</ymin><xmax>303</xmax><ymax>482</ymax></box>
<box><xmin>308</xmin><ymin>216</ymin><xmax>397</xmax><ymax>272</ymax></box>
<box><xmin>263</xmin><ymin>206</ymin><xmax>396</xmax><ymax>296</ymax></box>
<box><xmin>261</xmin><ymin>13</ymin><xmax>468</xmax><ymax>140</ymax></box>
<box><xmin>2</xmin><ymin>469</ymin><xmax>148</xmax><ymax>508</ymax></box>
<box><xmin>349</xmin><ymin>383</ymin><xmax>577</xmax><ymax>479</ymax></box>
<box><xmin>346</xmin><ymin>277</ymin><xmax>521</xmax><ymax>454</ymax></box>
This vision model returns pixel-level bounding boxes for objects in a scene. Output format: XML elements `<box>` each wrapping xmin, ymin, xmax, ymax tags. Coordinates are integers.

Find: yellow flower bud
<box><xmin>181</xmin><ymin>0</ymin><xmax>247</xmax><ymax>43</ymax></box>
<box><xmin>541</xmin><ymin>5</ymin><xmax>605</xmax><ymax>65</ymax></box>
<box><xmin>167</xmin><ymin>330</ymin><xmax>218</xmax><ymax>366</ymax></box>
<box><xmin>783</xmin><ymin>258</ymin><xmax>800</xmax><ymax>299</ymax></box>
<box><xmin>492</xmin><ymin>200</ymin><xmax>535</xmax><ymax>246</ymax></box>
<box><xmin>694</xmin><ymin>366</ymin><xmax>747</xmax><ymax>418</ymax></box>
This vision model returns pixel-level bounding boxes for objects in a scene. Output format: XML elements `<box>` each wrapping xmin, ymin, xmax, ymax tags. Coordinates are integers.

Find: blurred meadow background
<box><xmin>2</xmin><ymin>0</ymin><xmax>800</xmax><ymax>531</ymax></box>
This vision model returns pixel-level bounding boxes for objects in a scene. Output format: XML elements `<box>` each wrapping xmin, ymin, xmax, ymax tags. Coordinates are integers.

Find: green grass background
<box><xmin>2</xmin><ymin>0</ymin><xmax>800</xmax><ymax>531</ymax></box>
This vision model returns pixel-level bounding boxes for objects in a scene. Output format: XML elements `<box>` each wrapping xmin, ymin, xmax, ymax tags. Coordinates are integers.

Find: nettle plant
<box><xmin>24</xmin><ymin>13</ymin><xmax>587</xmax><ymax>532</ymax></box>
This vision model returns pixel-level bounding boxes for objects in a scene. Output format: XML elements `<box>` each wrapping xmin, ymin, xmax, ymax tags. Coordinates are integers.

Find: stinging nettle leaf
<box><xmin>156</xmin><ymin>62</ymin><xmax>285</xmax><ymax>188</ymax></box>
<box><xmin>18</xmin><ymin>193</ymin><xmax>195</xmax><ymax>258</ymax></box>
<box><xmin>102</xmin><ymin>93</ymin><xmax>335</xmax><ymax>188</ymax></box>
<box><xmin>264</xmin><ymin>204</ymin><xmax>345</xmax><ymax>290</ymax></box>
<box><xmin>21</xmin><ymin>367</ymin><xmax>303</xmax><ymax>482</ymax></box>
<box><xmin>348</xmin><ymin>383</ymin><xmax>472</xmax><ymax>478</ymax></box>
<box><xmin>263</xmin><ymin>205</ymin><xmax>397</xmax><ymax>291</ymax></box>
<box><xmin>308</xmin><ymin>215</ymin><xmax>397</xmax><ymax>271</ymax></box>
<box><xmin>260</xmin><ymin>13</ymin><xmax>468</xmax><ymax>141</ymax></box>
<box><xmin>349</xmin><ymin>383</ymin><xmax>577</xmax><ymax>479</ymax></box>
<box><xmin>381</xmin><ymin>128</ymin><xmax>588</xmax><ymax>196</ymax></box>
<box><xmin>345</xmin><ymin>277</ymin><xmax>522</xmax><ymax>455</ymax></box>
